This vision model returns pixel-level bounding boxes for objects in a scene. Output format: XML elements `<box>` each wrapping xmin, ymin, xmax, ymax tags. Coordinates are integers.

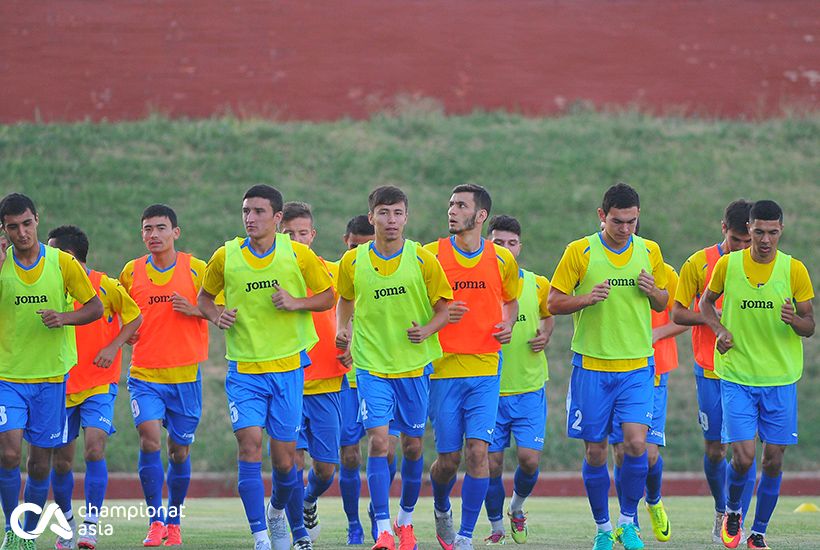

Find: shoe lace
<box><xmin>303</xmin><ymin>504</ymin><xmax>319</xmax><ymax>528</ymax></box>
<box><xmin>747</xmin><ymin>533</ymin><xmax>766</xmax><ymax>547</ymax></box>
<box><xmin>619</xmin><ymin>524</ymin><xmax>641</xmax><ymax>545</ymax></box>
<box><xmin>510</xmin><ymin>512</ymin><xmax>526</xmax><ymax>532</ymax></box>
<box><xmin>293</xmin><ymin>538</ymin><xmax>312</xmax><ymax>550</ymax></box>
<box><xmin>484</xmin><ymin>531</ymin><xmax>505</xmax><ymax>543</ymax></box>
<box><xmin>726</xmin><ymin>513</ymin><xmax>741</xmax><ymax>536</ymax></box>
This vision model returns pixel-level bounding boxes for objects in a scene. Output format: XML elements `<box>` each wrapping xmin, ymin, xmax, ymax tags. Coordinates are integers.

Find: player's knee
<box><xmin>465</xmin><ymin>441</ymin><xmax>489</xmax><ymax>475</ymax></box>
<box><xmin>704</xmin><ymin>441</ymin><xmax>726</xmax><ymax>463</ymax></box>
<box><xmin>168</xmin><ymin>444</ymin><xmax>190</xmax><ymax>464</ymax></box>
<box><xmin>52</xmin><ymin>454</ymin><xmax>73</xmax><ymax>475</ymax></box>
<box><xmin>761</xmin><ymin>449</ymin><xmax>785</xmax><ymax>477</ymax></box>
<box><xmin>368</xmin><ymin>434</ymin><xmax>389</xmax><ymax>457</ymax></box>
<box><xmin>488</xmin><ymin>453</ymin><xmax>504</xmax><ymax>478</ymax></box>
<box><xmin>0</xmin><ymin>447</ymin><xmax>22</xmax><ymax>469</ymax></box>
<box><xmin>518</xmin><ymin>454</ymin><xmax>540</xmax><ymax>475</ymax></box>
<box><xmin>647</xmin><ymin>445</ymin><xmax>660</xmax><ymax>466</ymax></box>
<box><xmin>26</xmin><ymin>456</ymin><xmax>51</xmax><ymax>480</ymax></box>
<box><xmin>612</xmin><ymin>444</ymin><xmax>625</xmax><ymax>467</ymax></box>
<box><xmin>622</xmin><ymin>437</ymin><xmax>646</xmax><ymax>458</ymax></box>
<box><xmin>432</xmin><ymin>452</ymin><xmax>461</xmax><ymax>479</ymax></box>
<box><xmin>340</xmin><ymin>446</ymin><xmax>361</xmax><ymax>469</ymax></box>
<box><xmin>314</xmin><ymin>461</ymin><xmax>336</xmax><ymax>481</ymax></box>
<box><xmin>585</xmin><ymin>444</ymin><xmax>608</xmax><ymax>466</ymax></box>
<box><xmin>731</xmin><ymin>451</ymin><xmax>755</xmax><ymax>474</ymax></box>
<box><xmin>139</xmin><ymin>436</ymin><xmax>161</xmax><ymax>454</ymax></box>
<box><xmin>400</xmin><ymin>436</ymin><xmax>423</xmax><ymax>461</ymax></box>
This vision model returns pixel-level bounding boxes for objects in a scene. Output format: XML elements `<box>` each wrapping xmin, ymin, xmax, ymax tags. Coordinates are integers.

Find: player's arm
<box><xmin>39</xmin><ymin>295</ymin><xmax>103</xmax><ymax>329</ymax></box>
<box><xmin>0</xmin><ymin>235</ymin><xmax>8</xmax><ymax>271</ymax></box>
<box><xmin>96</xmin><ymin>314</ymin><xmax>142</xmax><ymax>368</ymax></box>
<box><xmin>406</xmin><ymin>299</ymin><xmax>450</xmax><ymax>344</ymax></box>
<box><xmin>529</xmin><ymin>316</ymin><xmax>554</xmax><ymax>353</ymax></box>
<box><xmin>334</xmin><ymin>249</ymin><xmax>357</xmax><ymax>349</ymax></box>
<box><xmin>93</xmin><ymin>279</ymin><xmax>144</xmax><ymax>367</ymax></box>
<box><xmin>781</xmin><ymin>299</ymin><xmax>815</xmax><ymax>337</ymax></box>
<box><xmin>699</xmin><ymin>288</ymin><xmax>731</xmax><ymax>353</ymax></box>
<box><xmin>336</xmin><ymin>297</ymin><xmax>354</xmax><ymax>350</ymax></box>
<box><xmin>670</xmin><ymin>256</ymin><xmax>706</xmax><ymax>325</ymax></box>
<box><xmin>198</xmin><ymin>247</ymin><xmax>236</xmax><ymax>330</ymax></box>
<box><xmin>639</xmin><ymin>241</ymin><xmax>669</xmax><ymax>313</ymax></box>
<box><xmin>39</xmin><ymin>254</ymin><xmax>103</xmax><ymax>328</ymax></box>
<box><xmin>653</xmin><ymin>318</ymin><xmax>689</xmax><ymax>344</ymax></box>
<box><xmin>548</xmin><ymin>240</ymin><xmax>610</xmax><ymax>314</ymax></box>
<box><xmin>273</xmin><ymin>245</ymin><xmax>334</xmax><ymax>312</ymax></box>
<box><xmin>493</xmin><ymin>247</ymin><xmax>520</xmax><ymax>344</ymax></box>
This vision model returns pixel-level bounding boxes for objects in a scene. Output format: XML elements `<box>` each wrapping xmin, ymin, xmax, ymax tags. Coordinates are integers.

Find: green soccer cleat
<box><xmin>0</xmin><ymin>531</ymin><xmax>20</xmax><ymax>550</ymax></box>
<box><xmin>591</xmin><ymin>530</ymin><xmax>614</xmax><ymax>550</ymax></box>
<box><xmin>615</xmin><ymin>523</ymin><xmax>644</xmax><ymax>550</ymax></box>
<box><xmin>507</xmin><ymin>510</ymin><xmax>527</xmax><ymax>544</ymax></box>
<box><xmin>646</xmin><ymin>500</ymin><xmax>671</xmax><ymax>542</ymax></box>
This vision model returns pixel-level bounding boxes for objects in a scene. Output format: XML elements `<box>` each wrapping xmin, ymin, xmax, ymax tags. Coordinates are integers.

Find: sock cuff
<box><xmin>648</xmin><ymin>454</ymin><xmax>664</xmax><ymax>471</ymax></box>
<box><xmin>85</xmin><ymin>459</ymin><xmax>107</xmax><ymax>473</ymax></box>
<box><xmin>138</xmin><ymin>449</ymin><xmax>161</xmax><ymax>464</ymax></box>
<box><xmin>582</xmin><ymin>460</ymin><xmax>609</xmax><ymax>476</ymax></box>
<box><xmin>622</xmin><ymin>451</ymin><xmax>648</xmax><ymax>468</ymax></box>
<box><xmin>273</xmin><ymin>466</ymin><xmax>299</xmax><ymax>487</ymax></box>
<box><xmin>169</xmin><ymin>456</ymin><xmax>192</xmax><ymax>473</ymax></box>
<box><xmin>238</xmin><ymin>461</ymin><xmax>262</xmax><ymax>476</ymax></box>
<box><xmin>26</xmin><ymin>475</ymin><xmax>50</xmax><ymax>489</ymax></box>
<box><xmin>0</xmin><ymin>466</ymin><xmax>20</xmax><ymax>477</ymax></box>
<box><xmin>340</xmin><ymin>465</ymin><xmax>360</xmax><ymax>477</ymax></box>
<box><xmin>514</xmin><ymin>466</ymin><xmax>540</xmax><ymax>481</ymax></box>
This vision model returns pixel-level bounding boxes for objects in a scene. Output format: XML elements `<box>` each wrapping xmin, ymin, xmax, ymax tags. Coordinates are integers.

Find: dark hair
<box><xmin>244</xmin><ymin>184</ymin><xmax>283</xmax><ymax>213</ymax></box>
<box><xmin>723</xmin><ymin>199</ymin><xmax>753</xmax><ymax>233</ymax></box>
<box><xmin>345</xmin><ymin>214</ymin><xmax>374</xmax><ymax>237</ymax></box>
<box><xmin>47</xmin><ymin>225</ymin><xmax>89</xmax><ymax>263</ymax></box>
<box><xmin>141</xmin><ymin>204</ymin><xmax>178</xmax><ymax>228</ymax></box>
<box><xmin>601</xmin><ymin>182</ymin><xmax>640</xmax><ymax>213</ymax></box>
<box><xmin>452</xmin><ymin>183</ymin><xmax>492</xmax><ymax>216</ymax></box>
<box><xmin>487</xmin><ymin>214</ymin><xmax>521</xmax><ymax>237</ymax></box>
<box><xmin>368</xmin><ymin>186</ymin><xmax>408</xmax><ymax>211</ymax></box>
<box><xmin>0</xmin><ymin>193</ymin><xmax>37</xmax><ymax>225</ymax></box>
<box><xmin>749</xmin><ymin>200</ymin><xmax>783</xmax><ymax>224</ymax></box>
<box><xmin>282</xmin><ymin>201</ymin><xmax>313</xmax><ymax>224</ymax></box>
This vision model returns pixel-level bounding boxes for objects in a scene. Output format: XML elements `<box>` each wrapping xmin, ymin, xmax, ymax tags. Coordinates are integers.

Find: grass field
<box><xmin>39</xmin><ymin>496</ymin><xmax>820</xmax><ymax>550</ymax></box>
<box><xmin>1</xmin><ymin>108</ymin><xmax>818</xmax><ymax>472</ymax></box>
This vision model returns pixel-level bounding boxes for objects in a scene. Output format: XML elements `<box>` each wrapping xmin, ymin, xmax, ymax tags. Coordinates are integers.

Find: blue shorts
<box><xmin>695</xmin><ymin>364</ymin><xmax>724</xmax><ymax>441</ymax></box>
<box><xmin>609</xmin><ymin>374</ymin><xmax>667</xmax><ymax>446</ymax></box>
<box><xmin>225</xmin><ymin>366</ymin><xmax>303</xmax><ymax>442</ymax></box>
<box><xmin>297</xmin><ymin>391</ymin><xmax>342</xmax><ymax>464</ymax></box>
<box><xmin>720</xmin><ymin>381</ymin><xmax>798</xmax><ymax>445</ymax></box>
<box><xmin>63</xmin><ymin>389</ymin><xmax>117</xmax><ymax>443</ymax></box>
<box><xmin>127</xmin><ymin>376</ymin><xmax>202</xmax><ymax>446</ymax></box>
<box><xmin>0</xmin><ymin>379</ymin><xmax>67</xmax><ymax>448</ymax></box>
<box><xmin>356</xmin><ymin>368</ymin><xmax>429</xmax><ymax>437</ymax></box>
<box><xmin>566</xmin><ymin>365</ymin><xmax>654</xmax><ymax>442</ymax></box>
<box><xmin>340</xmin><ymin>386</ymin><xmax>366</xmax><ymax>446</ymax></box>
<box><xmin>429</xmin><ymin>375</ymin><xmax>501</xmax><ymax>453</ymax></box>
<box><xmin>489</xmin><ymin>386</ymin><xmax>547</xmax><ymax>453</ymax></box>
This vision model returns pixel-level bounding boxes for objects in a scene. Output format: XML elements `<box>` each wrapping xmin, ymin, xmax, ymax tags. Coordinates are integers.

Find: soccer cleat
<box><xmin>78</xmin><ymin>521</ymin><xmax>99</xmax><ymax>550</ymax></box>
<box><xmin>347</xmin><ymin>522</ymin><xmax>365</xmax><ymax>545</ymax></box>
<box><xmin>721</xmin><ymin>512</ymin><xmax>742</xmax><ymax>548</ymax></box>
<box><xmin>713</xmin><ymin>511</ymin><xmax>725</xmax><ymax>544</ymax></box>
<box><xmin>304</xmin><ymin>501</ymin><xmax>320</xmax><ymax>542</ymax></box>
<box><xmin>484</xmin><ymin>531</ymin><xmax>506</xmax><ymax>545</ymax></box>
<box><xmin>265</xmin><ymin>502</ymin><xmax>291</xmax><ymax>550</ymax></box>
<box><xmin>434</xmin><ymin>509</ymin><xmax>456</xmax><ymax>550</ymax></box>
<box><xmin>745</xmin><ymin>533</ymin><xmax>770</xmax><ymax>549</ymax></box>
<box><xmin>393</xmin><ymin>521</ymin><xmax>418</xmax><ymax>550</ymax></box>
<box><xmin>293</xmin><ymin>536</ymin><xmax>313</xmax><ymax>550</ymax></box>
<box><xmin>508</xmin><ymin>510</ymin><xmax>527</xmax><ymax>544</ymax></box>
<box><xmin>0</xmin><ymin>531</ymin><xmax>21</xmax><ymax>550</ymax></box>
<box><xmin>453</xmin><ymin>536</ymin><xmax>475</xmax><ymax>550</ymax></box>
<box><xmin>143</xmin><ymin>521</ymin><xmax>168</xmax><ymax>547</ymax></box>
<box><xmin>19</xmin><ymin>541</ymin><xmax>35</xmax><ymax>550</ymax></box>
<box><xmin>615</xmin><ymin>523</ymin><xmax>644</xmax><ymax>550</ymax></box>
<box><xmin>55</xmin><ymin>515</ymin><xmax>77</xmax><ymax>549</ymax></box>
<box><xmin>163</xmin><ymin>524</ymin><xmax>182</xmax><ymax>546</ymax></box>
<box><xmin>371</xmin><ymin>531</ymin><xmax>396</xmax><ymax>550</ymax></box>
<box><xmin>254</xmin><ymin>538</ymin><xmax>272</xmax><ymax>550</ymax></box>
<box><xmin>591</xmin><ymin>530</ymin><xmax>615</xmax><ymax>550</ymax></box>
<box><xmin>646</xmin><ymin>500</ymin><xmax>671</xmax><ymax>542</ymax></box>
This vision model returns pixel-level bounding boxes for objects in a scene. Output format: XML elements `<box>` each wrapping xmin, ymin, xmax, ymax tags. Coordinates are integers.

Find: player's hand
<box><xmin>406</xmin><ymin>320</ymin><xmax>430</xmax><ymax>344</ymax></box>
<box><xmin>37</xmin><ymin>309</ymin><xmax>65</xmax><ymax>328</ymax></box>
<box><xmin>214</xmin><ymin>307</ymin><xmax>238</xmax><ymax>330</ymax></box>
<box><xmin>271</xmin><ymin>283</ymin><xmax>299</xmax><ymax>311</ymax></box>
<box><xmin>448</xmin><ymin>300</ymin><xmax>469</xmax><ymax>324</ymax></box>
<box><xmin>127</xmin><ymin>332</ymin><xmax>140</xmax><ymax>345</ymax></box>
<box><xmin>336</xmin><ymin>328</ymin><xmax>351</xmax><ymax>350</ymax></box>
<box><xmin>93</xmin><ymin>345</ymin><xmax>118</xmax><ymax>368</ymax></box>
<box><xmin>0</xmin><ymin>235</ymin><xmax>8</xmax><ymax>264</ymax></box>
<box><xmin>493</xmin><ymin>321</ymin><xmax>514</xmax><ymax>344</ymax></box>
<box><xmin>528</xmin><ymin>328</ymin><xmax>548</xmax><ymax>353</ymax></box>
<box><xmin>715</xmin><ymin>327</ymin><xmax>734</xmax><ymax>354</ymax></box>
<box><xmin>637</xmin><ymin>269</ymin><xmax>656</xmax><ymax>296</ymax></box>
<box><xmin>171</xmin><ymin>292</ymin><xmax>199</xmax><ymax>316</ymax></box>
<box><xmin>586</xmin><ymin>281</ymin><xmax>610</xmax><ymax>306</ymax></box>
<box><xmin>781</xmin><ymin>298</ymin><xmax>796</xmax><ymax>325</ymax></box>
<box><xmin>336</xmin><ymin>348</ymin><xmax>353</xmax><ymax>367</ymax></box>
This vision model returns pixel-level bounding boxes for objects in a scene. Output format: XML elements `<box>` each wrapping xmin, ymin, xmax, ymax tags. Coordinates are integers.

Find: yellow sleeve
<box><xmin>201</xmin><ymin>246</ymin><xmax>227</xmax><ymax>296</ymax></box>
<box><xmin>189</xmin><ymin>257</ymin><xmax>207</xmax><ymax>291</ymax></box>
<box><xmin>119</xmin><ymin>259</ymin><xmax>136</xmax><ymax>293</ymax></box>
<box><xmin>496</xmin><ymin>246</ymin><xmax>520</xmax><ymax>302</ymax></box>
<box><xmin>293</xmin><ymin>242</ymin><xmax>333</xmax><ymax>295</ymax></box>
<box><xmin>534</xmin><ymin>274</ymin><xmax>552</xmax><ymax>318</ymax></box>
<box><xmin>99</xmin><ymin>275</ymin><xmax>141</xmax><ymax>324</ymax></box>
<box><xmin>664</xmin><ymin>265</ymin><xmax>679</xmax><ymax>311</ymax></box>
<box><xmin>791</xmin><ymin>258</ymin><xmax>815</xmax><ymax>303</ymax></box>
<box><xmin>325</xmin><ymin>259</ymin><xmax>340</xmax><ymax>285</ymax></box>
<box><xmin>645</xmin><ymin>239</ymin><xmax>668</xmax><ymax>290</ymax></box>
<box><xmin>423</xmin><ymin>240</ymin><xmax>440</xmax><ymax>256</ymax></box>
<box><xmin>550</xmin><ymin>238</ymin><xmax>589</xmax><ymax>295</ymax></box>
<box><xmin>675</xmin><ymin>249</ymin><xmax>706</xmax><ymax>307</ymax></box>
<box><xmin>336</xmin><ymin>249</ymin><xmax>357</xmax><ymax>301</ymax></box>
<box><xmin>707</xmin><ymin>255</ymin><xmax>730</xmax><ymax>295</ymax></box>
<box><xmin>58</xmin><ymin>251</ymin><xmax>96</xmax><ymax>304</ymax></box>
<box><xmin>416</xmin><ymin>244</ymin><xmax>453</xmax><ymax>306</ymax></box>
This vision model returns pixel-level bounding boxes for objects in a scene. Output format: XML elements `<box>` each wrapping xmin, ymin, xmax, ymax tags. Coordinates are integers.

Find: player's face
<box><xmin>369</xmin><ymin>203</ymin><xmax>407</xmax><ymax>243</ymax></box>
<box><xmin>1</xmin><ymin>209</ymin><xmax>39</xmax><ymax>253</ymax></box>
<box><xmin>448</xmin><ymin>192</ymin><xmax>485</xmax><ymax>235</ymax></box>
<box><xmin>142</xmin><ymin>216</ymin><xmax>179</xmax><ymax>254</ymax></box>
<box><xmin>722</xmin><ymin>226</ymin><xmax>752</xmax><ymax>253</ymax></box>
<box><xmin>281</xmin><ymin>216</ymin><xmax>316</xmax><ymax>247</ymax></box>
<box><xmin>598</xmin><ymin>206</ymin><xmax>638</xmax><ymax>248</ymax></box>
<box><xmin>490</xmin><ymin>229</ymin><xmax>521</xmax><ymax>259</ymax></box>
<box><xmin>748</xmin><ymin>219</ymin><xmax>782</xmax><ymax>259</ymax></box>
<box><xmin>345</xmin><ymin>232</ymin><xmax>373</xmax><ymax>250</ymax></box>
<box><xmin>243</xmin><ymin>197</ymin><xmax>281</xmax><ymax>241</ymax></box>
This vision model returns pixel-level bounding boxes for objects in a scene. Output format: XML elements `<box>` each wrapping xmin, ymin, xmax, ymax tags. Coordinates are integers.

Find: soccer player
<box><xmin>47</xmin><ymin>225</ymin><xmax>143</xmax><ymax>550</ymax></box>
<box><xmin>671</xmin><ymin>199</ymin><xmax>757</xmax><ymax>542</ymax></box>
<box><xmin>483</xmin><ymin>215</ymin><xmax>553</xmax><ymax>545</ymax></box>
<box><xmin>120</xmin><ymin>204</ymin><xmax>210</xmax><ymax>547</ymax></box>
<box><xmin>425</xmin><ymin>184</ymin><xmax>519</xmax><ymax>550</ymax></box>
<box><xmin>343</xmin><ymin>214</ymin><xmax>375</xmax><ymax>250</ymax></box>
<box><xmin>700</xmin><ymin>200</ymin><xmax>814</xmax><ymax>550</ymax></box>
<box><xmin>548</xmin><ymin>183</ymin><xmax>669</xmax><ymax>550</ymax></box>
<box><xmin>0</xmin><ymin>194</ymin><xmax>103</xmax><ymax>550</ymax></box>
<box><xmin>336</xmin><ymin>185</ymin><xmax>451</xmax><ymax>550</ymax></box>
<box><xmin>277</xmin><ymin>201</ymin><xmax>350</xmax><ymax>547</ymax></box>
<box><xmin>197</xmin><ymin>185</ymin><xmax>334</xmax><ymax>550</ymax></box>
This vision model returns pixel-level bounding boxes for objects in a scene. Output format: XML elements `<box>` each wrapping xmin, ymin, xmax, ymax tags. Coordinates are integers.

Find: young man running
<box><xmin>548</xmin><ymin>183</ymin><xmax>669</xmax><ymax>550</ymax></box>
<box><xmin>425</xmin><ymin>184</ymin><xmax>519</xmax><ymax>550</ymax></box>
<box><xmin>700</xmin><ymin>200</ymin><xmax>814</xmax><ymax>550</ymax></box>
<box><xmin>197</xmin><ymin>185</ymin><xmax>334</xmax><ymax>550</ymax></box>
<box><xmin>336</xmin><ymin>186</ymin><xmax>452</xmax><ymax>550</ymax></box>
<box><xmin>120</xmin><ymin>204</ymin><xmax>210</xmax><ymax>547</ymax></box>
<box><xmin>483</xmin><ymin>215</ymin><xmax>553</xmax><ymax>545</ymax></box>
<box><xmin>0</xmin><ymin>194</ymin><xmax>102</xmax><ymax>550</ymax></box>
<box><xmin>47</xmin><ymin>225</ymin><xmax>143</xmax><ymax>550</ymax></box>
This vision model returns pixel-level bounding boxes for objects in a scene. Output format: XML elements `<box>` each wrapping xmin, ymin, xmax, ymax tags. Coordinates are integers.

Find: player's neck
<box><xmin>373</xmin><ymin>237</ymin><xmax>404</xmax><ymax>257</ymax></box>
<box><xmin>249</xmin><ymin>235</ymin><xmax>276</xmax><ymax>256</ymax></box>
<box><xmin>13</xmin><ymin>243</ymin><xmax>41</xmax><ymax>266</ymax></box>
<box><xmin>453</xmin><ymin>230</ymin><xmax>483</xmax><ymax>253</ymax></box>
<box><xmin>600</xmin><ymin>230</ymin><xmax>629</xmax><ymax>251</ymax></box>
<box><xmin>751</xmin><ymin>246</ymin><xmax>776</xmax><ymax>264</ymax></box>
<box><xmin>150</xmin><ymin>249</ymin><xmax>177</xmax><ymax>270</ymax></box>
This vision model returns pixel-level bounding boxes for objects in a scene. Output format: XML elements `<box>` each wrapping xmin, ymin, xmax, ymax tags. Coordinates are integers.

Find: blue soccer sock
<box><xmin>583</xmin><ymin>460</ymin><xmax>611</xmax><ymax>528</ymax></box>
<box><xmin>388</xmin><ymin>455</ymin><xmax>398</xmax><ymax>487</ymax></box>
<box><xmin>726</xmin><ymin>461</ymin><xmax>749</xmax><ymax>512</ymax></box>
<box><xmin>305</xmin><ymin>468</ymin><xmax>334</xmax><ymax>505</ymax></box>
<box><xmin>237</xmin><ymin>461</ymin><xmax>266</xmax><ymax>533</ymax></box>
<box><xmin>484</xmin><ymin>476</ymin><xmax>505</xmax><ymax>522</ymax></box>
<box><xmin>138</xmin><ymin>450</ymin><xmax>165</xmax><ymax>523</ymax></box>
<box><xmin>283</xmin><ymin>469</ymin><xmax>308</xmax><ymax>541</ymax></box>
<box><xmin>613</xmin><ymin>464</ymin><xmax>623</xmax><ymax>509</ymax></box>
<box><xmin>741</xmin><ymin>457</ymin><xmax>757</xmax><ymax>521</ymax></box>
<box><xmin>751</xmin><ymin>471</ymin><xmax>781</xmax><ymax>534</ymax></box>
<box><xmin>271</xmin><ymin>466</ymin><xmax>301</xmax><ymax>511</ymax></box>
<box><xmin>704</xmin><ymin>454</ymin><xmax>727</xmax><ymax>513</ymax></box>
<box><xmin>620</xmin><ymin>452</ymin><xmax>648</xmax><ymax>522</ymax></box>
<box><xmin>50</xmin><ymin>469</ymin><xmax>74</xmax><ymax>517</ymax></box>
<box><xmin>458</xmin><ymin>474</ymin><xmax>489</xmax><ymax>538</ymax></box>
<box><xmin>646</xmin><ymin>454</ymin><xmax>663</xmax><ymax>505</ymax></box>
<box><xmin>339</xmin><ymin>465</ymin><xmax>361</xmax><ymax>524</ymax></box>
<box><xmin>84</xmin><ymin>459</ymin><xmax>108</xmax><ymax>523</ymax></box>
<box><xmin>0</xmin><ymin>467</ymin><xmax>21</xmax><ymax>530</ymax></box>
<box><xmin>399</xmin><ymin>456</ymin><xmax>423</xmax><ymax>513</ymax></box>
<box><xmin>367</xmin><ymin>457</ymin><xmax>390</xmax><ymax>521</ymax></box>
<box><xmin>431</xmin><ymin>472</ymin><xmax>457</xmax><ymax>513</ymax></box>
<box><xmin>23</xmin><ymin>475</ymin><xmax>50</xmax><ymax>532</ymax></box>
<box><xmin>166</xmin><ymin>456</ymin><xmax>191</xmax><ymax>525</ymax></box>
<box><xmin>512</xmin><ymin>466</ymin><xmax>539</xmax><ymax>503</ymax></box>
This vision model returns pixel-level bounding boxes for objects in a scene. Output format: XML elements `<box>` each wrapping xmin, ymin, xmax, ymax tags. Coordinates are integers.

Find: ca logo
<box><xmin>10</xmin><ymin>503</ymin><xmax>73</xmax><ymax>540</ymax></box>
